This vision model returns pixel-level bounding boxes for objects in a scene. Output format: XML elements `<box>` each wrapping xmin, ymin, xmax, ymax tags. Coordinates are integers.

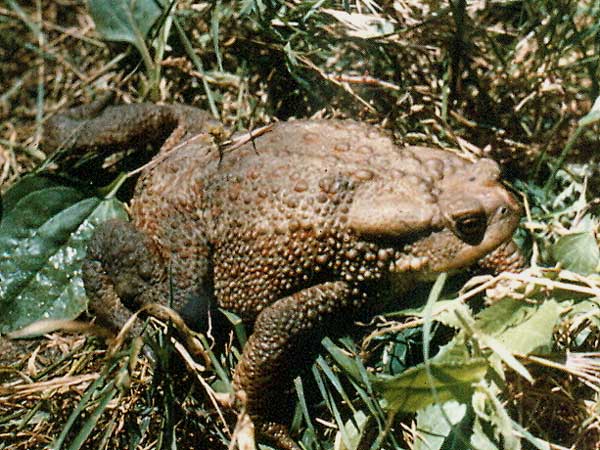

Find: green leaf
<box><xmin>433</xmin><ymin>300</ymin><xmax>473</xmax><ymax>330</ymax></box>
<box><xmin>477</xmin><ymin>335</ymin><xmax>533</xmax><ymax>383</ymax></box>
<box><xmin>470</xmin><ymin>415</ymin><xmax>500</xmax><ymax>450</ymax></box>
<box><xmin>334</xmin><ymin>410</ymin><xmax>369</xmax><ymax>450</ymax></box>
<box><xmin>66</xmin><ymin>380</ymin><xmax>118</xmax><ymax>450</ymax></box>
<box><xmin>433</xmin><ymin>337</ymin><xmax>472</xmax><ymax>364</ymax></box>
<box><xmin>562</xmin><ymin>299</ymin><xmax>600</xmax><ymax>346</ymax></box>
<box><xmin>0</xmin><ymin>184</ymin><xmax>128</xmax><ymax>333</ymax></box>
<box><xmin>471</xmin><ymin>299</ymin><xmax>562</xmax><ymax>382</ymax></box>
<box><xmin>476</xmin><ymin>298</ymin><xmax>562</xmax><ymax>355</ymax></box>
<box><xmin>220</xmin><ymin>308</ymin><xmax>247</xmax><ymax>346</ymax></box>
<box><xmin>473</xmin><ymin>384</ymin><xmax>521</xmax><ymax>450</ymax></box>
<box><xmin>1</xmin><ymin>175</ymin><xmax>60</xmax><ymax>216</ymax></box>
<box><xmin>476</xmin><ymin>298</ymin><xmax>531</xmax><ymax>336</ymax></box>
<box><xmin>414</xmin><ymin>401</ymin><xmax>467</xmax><ymax>450</ymax></box>
<box><xmin>551</xmin><ymin>232</ymin><xmax>600</xmax><ymax>275</ymax></box>
<box><xmin>88</xmin><ymin>0</ymin><xmax>162</xmax><ymax>45</ymax></box>
<box><xmin>493</xmin><ymin>300</ymin><xmax>562</xmax><ymax>355</ymax></box>
<box><xmin>374</xmin><ymin>358</ymin><xmax>488</xmax><ymax>414</ymax></box>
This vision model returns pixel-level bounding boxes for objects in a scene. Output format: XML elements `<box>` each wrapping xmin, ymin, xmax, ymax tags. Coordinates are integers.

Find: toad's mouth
<box><xmin>386</xmin><ymin>249</ymin><xmax>473</xmax><ymax>282</ymax></box>
<box><xmin>388</xmin><ymin>251</ymin><xmax>431</xmax><ymax>275</ymax></box>
<box><xmin>386</xmin><ymin>228</ymin><xmax>517</xmax><ymax>280</ymax></box>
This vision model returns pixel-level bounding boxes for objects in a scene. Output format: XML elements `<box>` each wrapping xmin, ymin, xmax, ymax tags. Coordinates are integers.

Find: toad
<box><xmin>45</xmin><ymin>103</ymin><xmax>524</xmax><ymax>449</ymax></box>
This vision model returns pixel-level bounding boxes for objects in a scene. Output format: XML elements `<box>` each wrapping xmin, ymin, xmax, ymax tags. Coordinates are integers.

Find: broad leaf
<box><xmin>88</xmin><ymin>0</ymin><xmax>162</xmax><ymax>45</ymax></box>
<box><xmin>374</xmin><ymin>358</ymin><xmax>487</xmax><ymax>414</ymax></box>
<box><xmin>414</xmin><ymin>401</ymin><xmax>467</xmax><ymax>450</ymax></box>
<box><xmin>0</xmin><ymin>180</ymin><xmax>128</xmax><ymax>333</ymax></box>
<box><xmin>473</xmin><ymin>385</ymin><xmax>521</xmax><ymax>450</ymax></box>
<box><xmin>476</xmin><ymin>298</ymin><xmax>531</xmax><ymax>336</ymax></box>
<box><xmin>477</xmin><ymin>334</ymin><xmax>533</xmax><ymax>383</ymax></box>
<box><xmin>551</xmin><ymin>232</ymin><xmax>600</xmax><ymax>275</ymax></box>
<box><xmin>494</xmin><ymin>300</ymin><xmax>562</xmax><ymax>355</ymax></box>
<box><xmin>433</xmin><ymin>300</ymin><xmax>473</xmax><ymax>330</ymax></box>
<box><xmin>477</xmin><ymin>299</ymin><xmax>562</xmax><ymax>355</ymax></box>
<box><xmin>2</xmin><ymin>174</ymin><xmax>61</xmax><ymax>215</ymax></box>
<box><xmin>470</xmin><ymin>415</ymin><xmax>500</xmax><ymax>450</ymax></box>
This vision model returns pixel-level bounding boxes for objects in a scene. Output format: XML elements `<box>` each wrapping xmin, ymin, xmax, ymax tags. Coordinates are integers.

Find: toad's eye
<box><xmin>454</xmin><ymin>213</ymin><xmax>487</xmax><ymax>244</ymax></box>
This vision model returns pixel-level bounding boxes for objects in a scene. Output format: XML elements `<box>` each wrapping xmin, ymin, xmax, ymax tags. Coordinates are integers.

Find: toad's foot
<box><xmin>477</xmin><ymin>239</ymin><xmax>526</xmax><ymax>274</ymax></box>
<box><xmin>255</xmin><ymin>421</ymin><xmax>302</xmax><ymax>450</ymax></box>
<box><xmin>82</xmin><ymin>219</ymin><xmax>165</xmax><ymax>332</ymax></box>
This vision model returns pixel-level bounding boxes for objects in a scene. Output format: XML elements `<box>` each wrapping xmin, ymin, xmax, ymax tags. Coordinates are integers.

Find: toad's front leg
<box><xmin>233</xmin><ymin>281</ymin><xmax>363</xmax><ymax>450</ymax></box>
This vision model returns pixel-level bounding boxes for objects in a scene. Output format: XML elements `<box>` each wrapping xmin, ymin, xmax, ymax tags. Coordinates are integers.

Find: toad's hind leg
<box><xmin>233</xmin><ymin>281</ymin><xmax>356</xmax><ymax>450</ymax></box>
<box><xmin>44</xmin><ymin>100</ymin><xmax>219</xmax><ymax>155</ymax></box>
<box><xmin>84</xmin><ymin>218</ymin><xmax>219</xmax><ymax>334</ymax></box>
<box><xmin>82</xmin><ymin>219</ymin><xmax>167</xmax><ymax>332</ymax></box>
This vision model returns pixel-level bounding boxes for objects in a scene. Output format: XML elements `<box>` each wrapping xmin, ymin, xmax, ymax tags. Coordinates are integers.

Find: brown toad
<box><xmin>45</xmin><ymin>103</ymin><xmax>523</xmax><ymax>450</ymax></box>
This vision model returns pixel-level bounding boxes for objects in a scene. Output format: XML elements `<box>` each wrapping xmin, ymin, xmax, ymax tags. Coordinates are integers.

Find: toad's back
<box><xmin>135</xmin><ymin>120</ymin><xmax>467</xmax><ymax>220</ymax></box>
<box><xmin>129</xmin><ymin>120</ymin><xmax>475</xmax><ymax>318</ymax></box>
